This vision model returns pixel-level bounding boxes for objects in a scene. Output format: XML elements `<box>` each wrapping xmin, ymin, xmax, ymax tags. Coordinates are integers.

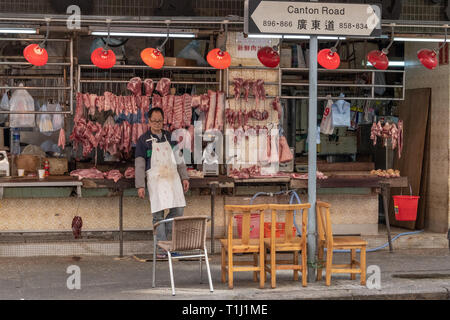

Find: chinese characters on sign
<box><xmin>246</xmin><ymin>1</ymin><xmax>381</xmax><ymax>37</ymax></box>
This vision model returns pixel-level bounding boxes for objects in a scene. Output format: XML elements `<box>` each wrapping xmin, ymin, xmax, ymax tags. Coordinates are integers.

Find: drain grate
<box><xmin>392</xmin><ymin>273</ymin><xmax>450</xmax><ymax>279</ymax></box>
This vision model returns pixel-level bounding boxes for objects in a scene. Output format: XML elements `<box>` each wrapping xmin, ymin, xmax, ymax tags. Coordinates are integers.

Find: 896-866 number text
<box><xmin>263</xmin><ymin>20</ymin><xmax>293</xmax><ymax>27</ymax></box>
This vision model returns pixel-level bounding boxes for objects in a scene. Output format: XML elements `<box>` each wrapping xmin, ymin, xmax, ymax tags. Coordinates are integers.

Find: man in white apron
<box><xmin>135</xmin><ymin>107</ymin><xmax>190</xmax><ymax>259</ymax></box>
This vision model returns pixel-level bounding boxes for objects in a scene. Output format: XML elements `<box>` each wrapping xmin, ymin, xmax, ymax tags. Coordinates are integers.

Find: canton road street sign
<box><xmin>245</xmin><ymin>0</ymin><xmax>382</xmax><ymax>37</ymax></box>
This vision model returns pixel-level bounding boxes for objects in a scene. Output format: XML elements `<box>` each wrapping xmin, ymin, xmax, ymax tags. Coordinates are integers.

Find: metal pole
<box><xmin>307</xmin><ymin>35</ymin><xmax>318</xmax><ymax>283</ymax></box>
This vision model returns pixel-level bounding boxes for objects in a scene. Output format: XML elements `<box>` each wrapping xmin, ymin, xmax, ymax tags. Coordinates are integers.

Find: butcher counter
<box><xmin>0</xmin><ymin>173</ymin><xmax>408</xmax><ymax>256</ymax></box>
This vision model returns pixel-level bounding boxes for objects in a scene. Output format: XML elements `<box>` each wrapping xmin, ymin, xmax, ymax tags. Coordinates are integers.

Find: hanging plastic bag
<box><xmin>320</xmin><ymin>97</ymin><xmax>334</xmax><ymax>135</ymax></box>
<box><xmin>38</xmin><ymin>103</ymin><xmax>54</xmax><ymax>133</ymax></box>
<box><xmin>0</xmin><ymin>91</ymin><xmax>9</xmax><ymax>124</ymax></box>
<box><xmin>9</xmin><ymin>85</ymin><xmax>35</xmax><ymax>128</ymax></box>
<box><xmin>331</xmin><ymin>93</ymin><xmax>350</xmax><ymax>127</ymax></box>
<box><xmin>52</xmin><ymin>103</ymin><xmax>64</xmax><ymax>131</ymax></box>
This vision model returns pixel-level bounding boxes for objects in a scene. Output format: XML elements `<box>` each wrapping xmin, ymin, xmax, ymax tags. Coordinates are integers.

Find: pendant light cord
<box><xmin>157</xmin><ymin>23</ymin><xmax>170</xmax><ymax>52</ymax></box>
<box><xmin>104</xmin><ymin>19</ymin><xmax>112</xmax><ymax>51</ymax></box>
<box><xmin>39</xmin><ymin>18</ymin><xmax>51</xmax><ymax>49</ymax></box>
<box><xmin>383</xmin><ymin>26</ymin><xmax>395</xmax><ymax>54</ymax></box>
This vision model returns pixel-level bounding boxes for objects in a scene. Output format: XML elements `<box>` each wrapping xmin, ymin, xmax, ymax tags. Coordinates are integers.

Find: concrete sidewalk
<box><xmin>0</xmin><ymin>248</ymin><xmax>449</xmax><ymax>300</ymax></box>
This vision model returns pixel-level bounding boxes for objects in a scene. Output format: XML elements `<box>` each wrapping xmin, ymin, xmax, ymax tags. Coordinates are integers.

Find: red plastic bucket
<box><xmin>393</xmin><ymin>195</ymin><xmax>420</xmax><ymax>221</ymax></box>
<box><xmin>234</xmin><ymin>214</ymin><xmax>260</xmax><ymax>239</ymax></box>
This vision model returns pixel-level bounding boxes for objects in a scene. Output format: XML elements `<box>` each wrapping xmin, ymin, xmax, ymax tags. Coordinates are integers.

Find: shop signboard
<box><xmin>245</xmin><ymin>0</ymin><xmax>382</xmax><ymax>37</ymax></box>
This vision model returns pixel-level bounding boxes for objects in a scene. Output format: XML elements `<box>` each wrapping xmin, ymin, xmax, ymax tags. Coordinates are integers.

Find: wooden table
<box><xmin>0</xmin><ymin>176</ymin><xmax>83</xmax><ymax>199</ymax></box>
<box><xmin>290</xmin><ymin>175</ymin><xmax>409</xmax><ymax>252</ymax></box>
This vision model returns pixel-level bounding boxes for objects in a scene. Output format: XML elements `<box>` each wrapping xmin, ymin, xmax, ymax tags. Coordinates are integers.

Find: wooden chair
<box><xmin>220</xmin><ymin>204</ymin><xmax>267</xmax><ymax>289</ymax></box>
<box><xmin>264</xmin><ymin>203</ymin><xmax>311</xmax><ymax>288</ymax></box>
<box><xmin>152</xmin><ymin>216</ymin><xmax>213</xmax><ymax>296</ymax></box>
<box><xmin>316</xmin><ymin>201</ymin><xmax>367</xmax><ymax>286</ymax></box>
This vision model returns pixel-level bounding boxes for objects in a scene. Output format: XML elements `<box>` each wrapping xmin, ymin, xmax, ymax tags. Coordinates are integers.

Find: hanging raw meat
<box><xmin>191</xmin><ymin>95</ymin><xmax>201</xmax><ymax>108</ymax></box>
<box><xmin>233</xmin><ymin>78</ymin><xmax>244</xmax><ymax>101</ymax></box>
<box><xmin>88</xmin><ymin>94</ymin><xmax>97</xmax><ymax>115</ymax></box>
<box><xmin>272</xmin><ymin>97</ymin><xmax>282</xmax><ymax>119</ymax></box>
<box><xmin>183</xmin><ymin>94</ymin><xmax>193</xmax><ymax>128</ymax></box>
<box><xmin>205</xmin><ymin>90</ymin><xmax>217</xmax><ymax>131</ymax></box>
<box><xmin>143</xmin><ymin>78</ymin><xmax>154</xmax><ymax>96</ymax></box>
<box><xmin>200</xmin><ymin>94</ymin><xmax>209</xmax><ymax>112</ymax></box>
<box><xmin>256</xmin><ymin>79</ymin><xmax>266</xmax><ymax>100</ymax></box>
<box><xmin>188</xmin><ymin>125</ymin><xmax>195</xmax><ymax>151</ymax></box>
<box><xmin>75</xmin><ymin>92</ymin><xmax>84</xmax><ymax>123</ymax></box>
<box><xmin>390</xmin><ymin>123</ymin><xmax>399</xmax><ymax>150</ymax></box>
<box><xmin>152</xmin><ymin>94</ymin><xmax>162</xmax><ymax>109</ymax></box>
<box><xmin>140</xmin><ymin>96</ymin><xmax>150</xmax><ymax>123</ymax></box>
<box><xmin>156</xmin><ymin>77</ymin><xmax>171</xmax><ymax>96</ymax></box>
<box><xmin>127</xmin><ymin>77</ymin><xmax>142</xmax><ymax>96</ymax></box>
<box><xmin>279</xmin><ymin>135</ymin><xmax>293</xmax><ymax>163</ymax></box>
<box><xmin>82</xmin><ymin>93</ymin><xmax>90</xmax><ymax>110</ymax></box>
<box><xmin>58</xmin><ymin>128</ymin><xmax>65</xmax><ymax>150</ymax></box>
<box><xmin>104</xmin><ymin>91</ymin><xmax>113</xmax><ymax>112</ymax></box>
<box><xmin>214</xmin><ymin>92</ymin><xmax>225</xmax><ymax>131</ymax></box>
<box><xmin>162</xmin><ymin>95</ymin><xmax>170</xmax><ymax>125</ymax></box>
<box><xmin>370</xmin><ymin>122</ymin><xmax>378</xmax><ymax>146</ymax></box>
<box><xmin>243</xmin><ymin>80</ymin><xmax>252</xmax><ymax>102</ymax></box>
<box><xmin>397</xmin><ymin>120</ymin><xmax>404</xmax><ymax>159</ymax></box>
<box><xmin>167</xmin><ymin>95</ymin><xmax>175</xmax><ymax>126</ymax></box>
<box><xmin>172</xmin><ymin>95</ymin><xmax>184</xmax><ymax>130</ymax></box>
<box><xmin>97</xmin><ymin>95</ymin><xmax>105</xmax><ymax>113</ymax></box>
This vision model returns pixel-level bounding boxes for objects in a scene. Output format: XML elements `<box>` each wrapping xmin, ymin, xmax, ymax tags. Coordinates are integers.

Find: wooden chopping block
<box><xmin>15</xmin><ymin>154</ymin><xmax>41</xmax><ymax>173</ymax></box>
<box><xmin>45</xmin><ymin>157</ymin><xmax>68</xmax><ymax>175</ymax></box>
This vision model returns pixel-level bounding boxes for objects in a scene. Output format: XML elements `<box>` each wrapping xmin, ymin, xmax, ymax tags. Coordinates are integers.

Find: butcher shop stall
<box><xmin>0</xmin><ymin>3</ymin><xmax>446</xmax><ymax>258</ymax></box>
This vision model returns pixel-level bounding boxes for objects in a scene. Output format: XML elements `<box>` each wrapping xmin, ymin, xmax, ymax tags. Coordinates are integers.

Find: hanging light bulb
<box><xmin>257</xmin><ymin>46</ymin><xmax>280</xmax><ymax>68</ymax></box>
<box><xmin>367</xmin><ymin>27</ymin><xmax>394</xmax><ymax>70</ymax></box>
<box><xmin>318</xmin><ymin>39</ymin><xmax>341</xmax><ymax>69</ymax></box>
<box><xmin>207</xmin><ymin>24</ymin><xmax>231</xmax><ymax>69</ymax></box>
<box><xmin>417</xmin><ymin>27</ymin><xmax>447</xmax><ymax>70</ymax></box>
<box><xmin>91</xmin><ymin>19</ymin><xmax>116</xmax><ymax>69</ymax></box>
<box><xmin>23</xmin><ymin>18</ymin><xmax>50</xmax><ymax>66</ymax></box>
<box><xmin>141</xmin><ymin>23</ymin><xmax>170</xmax><ymax>69</ymax></box>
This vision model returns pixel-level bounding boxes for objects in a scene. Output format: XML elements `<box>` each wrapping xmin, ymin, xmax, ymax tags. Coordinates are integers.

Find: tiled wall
<box><xmin>0</xmin><ymin>192</ymin><xmax>379</xmax><ymax>235</ymax></box>
<box><xmin>405</xmin><ymin>42</ymin><xmax>450</xmax><ymax>232</ymax></box>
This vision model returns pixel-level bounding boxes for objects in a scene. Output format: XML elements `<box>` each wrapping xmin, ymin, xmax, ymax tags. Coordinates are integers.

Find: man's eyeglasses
<box><xmin>150</xmin><ymin>119</ymin><xmax>163</xmax><ymax>124</ymax></box>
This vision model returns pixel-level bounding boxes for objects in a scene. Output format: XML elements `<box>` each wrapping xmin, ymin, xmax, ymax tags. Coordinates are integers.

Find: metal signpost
<box><xmin>244</xmin><ymin>0</ymin><xmax>381</xmax><ymax>283</ymax></box>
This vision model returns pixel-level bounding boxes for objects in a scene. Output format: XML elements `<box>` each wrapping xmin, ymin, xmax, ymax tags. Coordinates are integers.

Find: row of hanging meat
<box><xmin>370</xmin><ymin>120</ymin><xmax>404</xmax><ymax>159</ymax></box>
<box><xmin>70</xmin><ymin>115</ymin><xmax>151</xmax><ymax>158</ymax></box>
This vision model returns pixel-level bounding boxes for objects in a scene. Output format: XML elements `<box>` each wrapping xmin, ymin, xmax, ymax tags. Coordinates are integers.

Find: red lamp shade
<box><xmin>91</xmin><ymin>47</ymin><xmax>116</xmax><ymax>69</ymax></box>
<box><xmin>141</xmin><ymin>47</ymin><xmax>165</xmax><ymax>69</ymax></box>
<box><xmin>318</xmin><ymin>48</ymin><xmax>341</xmax><ymax>69</ymax></box>
<box><xmin>367</xmin><ymin>50</ymin><xmax>389</xmax><ymax>70</ymax></box>
<box><xmin>23</xmin><ymin>43</ymin><xmax>48</xmax><ymax>66</ymax></box>
<box><xmin>417</xmin><ymin>48</ymin><xmax>438</xmax><ymax>70</ymax></box>
<box><xmin>207</xmin><ymin>48</ymin><xmax>231</xmax><ymax>69</ymax></box>
<box><xmin>257</xmin><ymin>46</ymin><xmax>280</xmax><ymax>68</ymax></box>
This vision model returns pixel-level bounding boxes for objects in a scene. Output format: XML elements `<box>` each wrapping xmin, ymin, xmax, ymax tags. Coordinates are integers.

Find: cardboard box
<box><xmin>164</xmin><ymin>57</ymin><xmax>197</xmax><ymax>67</ymax></box>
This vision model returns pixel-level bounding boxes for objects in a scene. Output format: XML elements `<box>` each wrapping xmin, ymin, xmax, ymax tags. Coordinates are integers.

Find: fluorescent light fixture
<box><xmin>394</xmin><ymin>37</ymin><xmax>448</xmax><ymax>42</ymax></box>
<box><xmin>91</xmin><ymin>31</ymin><xmax>195</xmax><ymax>38</ymax></box>
<box><xmin>249</xmin><ymin>34</ymin><xmax>346</xmax><ymax>40</ymax></box>
<box><xmin>0</xmin><ymin>28</ymin><xmax>37</xmax><ymax>34</ymax></box>
<box><xmin>366</xmin><ymin>61</ymin><xmax>405</xmax><ymax>67</ymax></box>
<box><xmin>248</xmin><ymin>34</ymin><xmax>283</xmax><ymax>39</ymax></box>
